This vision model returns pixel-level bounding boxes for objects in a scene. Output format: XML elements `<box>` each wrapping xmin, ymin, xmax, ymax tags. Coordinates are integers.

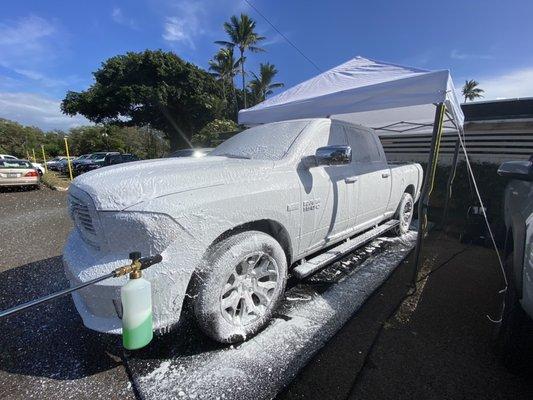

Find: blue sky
<box><xmin>1</xmin><ymin>0</ymin><xmax>532</xmax><ymax>130</ymax></box>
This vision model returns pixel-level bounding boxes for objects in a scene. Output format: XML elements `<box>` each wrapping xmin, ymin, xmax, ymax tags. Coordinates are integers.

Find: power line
<box><xmin>243</xmin><ymin>0</ymin><xmax>322</xmax><ymax>73</ymax></box>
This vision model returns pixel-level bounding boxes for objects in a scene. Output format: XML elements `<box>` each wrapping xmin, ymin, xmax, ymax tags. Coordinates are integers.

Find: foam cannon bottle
<box><xmin>121</xmin><ymin>252</ymin><xmax>159</xmax><ymax>350</ymax></box>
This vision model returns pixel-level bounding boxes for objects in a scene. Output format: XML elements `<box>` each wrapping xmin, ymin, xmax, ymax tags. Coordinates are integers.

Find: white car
<box><xmin>0</xmin><ymin>154</ymin><xmax>18</xmax><ymax>160</ymax></box>
<box><xmin>64</xmin><ymin>118</ymin><xmax>422</xmax><ymax>343</ymax></box>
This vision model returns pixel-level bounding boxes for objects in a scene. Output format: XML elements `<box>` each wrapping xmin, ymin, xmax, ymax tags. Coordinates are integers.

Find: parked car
<box><xmin>64</xmin><ymin>118</ymin><xmax>422</xmax><ymax>343</ymax></box>
<box><xmin>47</xmin><ymin>156</ymin><xmax>73</xmax><ymax>171</ymax></box>
<box><xmin>67</xmin><ymin>154</ymin><xmax>92</xmax><ymax>173</ymax></box>
<box><xmin>0</xmin><ymin>154</ymin><xmax>44</xmax><ymax>176</ymax></box>
<box><xmin>496</xmin><ymin>157</ymin><xmax>533</xmax><ymax>368</ymax></box>
<box><xmin>0</xmin><ymin>154</ymin><xmax>18</xmax><ymax>160</ymax></box>
<box><xmin>74</xmin><ymin>152</ymin><xmax>120</xmax><ymax>174</ymax></box>
<box><xmin>103</xmin><ymin>153</ymin><xmax>140</xmax><ymax>166</ymax></box>
<box><xmin>167</xmin><ymin>148</ymin><xmax>213</xmax><ymax>158</ymax></box>
<box><xmin>0</xmin><ymin>159</ymin><xmax>40</xmax><ymax>188</ymax></box>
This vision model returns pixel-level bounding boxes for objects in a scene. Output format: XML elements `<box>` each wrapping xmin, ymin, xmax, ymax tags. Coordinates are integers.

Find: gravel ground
<box><xmin>0</xmin><ymin>186</ymin><xmax>135</xmax><ymax>400</ymax></box>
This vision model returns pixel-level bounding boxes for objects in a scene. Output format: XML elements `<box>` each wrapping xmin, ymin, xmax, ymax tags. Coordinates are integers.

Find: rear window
<box><xmin>0</xmin><ymin>160</ymin><xmax>33</xmax><ymax>168</ymax></box>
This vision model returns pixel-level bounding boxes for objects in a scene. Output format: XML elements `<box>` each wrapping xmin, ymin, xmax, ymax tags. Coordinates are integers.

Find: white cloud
<box><xmin>478</xmin><ymin>68</ymin><xmax>533</xmax><ymax>100</ymax></box>
<box><xmin>450</xmin><ymin>49</ymin><xmax>493</xmax><ymax>61</ymax></box>
<box><xmin>0</xmin><ymin>15</ymin><xmax>71</xmax><ymax>93</ymax></box>
<box><xmin>13</xmin><ymin>68</ymin><xmax>68</xmax><ymax>88</ymax></box>
<box><xmin>0</xmin><ymin>15</ymin><xmax>57</xmax><ymax>68</ymax></box>
<box><xmin>111</xmin><ymin>7</ymin><xmax>137</xmax><ymax>29</ymax></box>
<box><xmin>162</xmin><ymin>1</ymin><xmax>204</xmax><ymax>48</ymax></box>
<box><xmin>0</xmin><ymin>92</ymin><xmax>90</xmax><ymax>131</ymax></box>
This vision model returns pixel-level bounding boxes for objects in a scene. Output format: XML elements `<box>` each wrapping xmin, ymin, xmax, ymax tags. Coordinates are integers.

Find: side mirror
<box><xmin>314</xmin><ymin>145</ymin><xmax>352</xmax><ymax>167</ymax></box>
<box><xmin>497</xmin><ymin>160</ymin><xmax>533</xmax><ymax>181</ymax></box>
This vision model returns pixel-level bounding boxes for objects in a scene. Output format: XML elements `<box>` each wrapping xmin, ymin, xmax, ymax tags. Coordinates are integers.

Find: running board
<box><xmin>292</xmin><ymin>219</ymin><xmax>400</xmax><ymax>279</ymax></box>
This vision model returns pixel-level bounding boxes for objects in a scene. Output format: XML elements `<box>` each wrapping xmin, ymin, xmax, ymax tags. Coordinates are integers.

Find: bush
<box><xmin>191</xmin><ymin>119</ymin><xmax>240</xmax><ymax>147</ymax></box>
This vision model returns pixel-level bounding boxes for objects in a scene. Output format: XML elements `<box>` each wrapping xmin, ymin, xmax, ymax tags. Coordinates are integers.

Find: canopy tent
<box><xmin>238</xmin><ymin>57</ymin><xmax>504</xmax><ymax>294</ymax></box>
<box><xmin>238</xmin><ymin>56</ymin><xmax>464</xmax><ymax>135</ymax></box>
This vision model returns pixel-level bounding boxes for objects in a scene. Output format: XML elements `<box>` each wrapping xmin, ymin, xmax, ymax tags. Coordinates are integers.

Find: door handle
<box><xmin>345</xmin><ymin>176</ymin><xmax>358</xmax><ymax>184</ymax></box>
<box><xmin>382</xmin><ymin>173</ymin><xmax>390</xmax><ymax>178</ymax></box>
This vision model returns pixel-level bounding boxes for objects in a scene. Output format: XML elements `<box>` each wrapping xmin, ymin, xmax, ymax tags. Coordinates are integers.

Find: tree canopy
<box><xmin>61</xmin><ymin>50</ymin><xmax>225</xmax><ymax>150</ymax></box>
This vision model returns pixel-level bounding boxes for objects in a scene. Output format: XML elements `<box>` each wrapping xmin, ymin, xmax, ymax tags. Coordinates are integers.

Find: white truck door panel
<box><xmin>298</xmin><ymin>122</ymin><xmax>350</xmax><ymax>254</ymax></box>
<box><xmin>345</xmin><ymin>127</ymin><xmax>392</xmax><ymax>226</ymax></box>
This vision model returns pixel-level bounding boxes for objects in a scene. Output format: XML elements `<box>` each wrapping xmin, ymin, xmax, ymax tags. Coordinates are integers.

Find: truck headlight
<box><xmin>98</xmin><ymin>211</ymin><xmax>181</xmax><ymax>255</ymax></box>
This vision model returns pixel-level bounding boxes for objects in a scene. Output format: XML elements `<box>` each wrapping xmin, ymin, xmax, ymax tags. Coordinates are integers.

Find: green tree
<box><xmin>0</xmin><ymin>118</ymin><xmax>45</xmax><ymax>158</ymax></box>
<box><xmin>61</xmin><ymin>50</ymin><xmax>224</xmax><ymax>150</ymax></box>
<box><xmin>208</xmin><ymin>47</ymin><xmax>240</xmax><ymax>104</ymax></box>
<box><xmin>191</xmin><ymin>118</ymin><xmax>239</xmax><ymax>147</ymax></box>
<box><xmin>462</xmin><ymin>79</ymin><xmax>484</xmax><ymax>103</ymax></box>
<box><xmin>216</xmin><ymin>14</ymin><xmax>265</xmax><ymax>109</ymax></box>
<box><xmin>248</xmin><ymin>62</ymin><xmax>284</xmax><ymax>104</ymax></box>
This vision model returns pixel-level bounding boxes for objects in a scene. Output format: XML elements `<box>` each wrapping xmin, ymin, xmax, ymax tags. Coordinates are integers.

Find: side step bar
<box><xmin>292</xmin><ymin>219</ymin><xmax>400</xmax><ymax>279</ymax></box>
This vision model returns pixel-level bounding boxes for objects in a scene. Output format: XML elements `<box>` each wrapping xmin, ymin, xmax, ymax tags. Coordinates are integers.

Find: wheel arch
<box><xmin>404</xmin><ymin>184</ymin><xmax>415</xmax><ymax>197</ymax></box>
<box><xmin>207</xmin><ymin>219</ymin><xmax>293</xmax><ymax>266</ymax></box>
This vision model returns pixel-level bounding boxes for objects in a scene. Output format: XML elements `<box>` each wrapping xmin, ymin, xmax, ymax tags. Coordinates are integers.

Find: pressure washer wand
<box><xmin>0</xmin><ymin>253</ymin><xmax>162</xmax><ymax>320</ymax></box>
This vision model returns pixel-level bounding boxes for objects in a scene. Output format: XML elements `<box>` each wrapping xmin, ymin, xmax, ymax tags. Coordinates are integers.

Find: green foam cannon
<box><xmin>0</xmin><ymin>251</ymin><xmax>162</xmax><ymax>351</ymax></box>
<box><xmin>121</xmin><ymin>251</ymin><xmax>157</xmax><ymax>350</ymax></box>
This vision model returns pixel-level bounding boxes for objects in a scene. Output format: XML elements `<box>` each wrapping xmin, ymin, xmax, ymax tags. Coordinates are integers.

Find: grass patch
<box><xmin>41</xmin><ymin>171</ymin><xmax>70</xmax><ymax>191</ymax></box>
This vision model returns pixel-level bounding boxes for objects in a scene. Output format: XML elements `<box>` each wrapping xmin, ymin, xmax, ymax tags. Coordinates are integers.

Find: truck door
<box><xmin>347</xmin><ymin>129</ymin><xmax>391</xmax><ymax>227</ymax></box>
<box><xmin>297</xmin><ymin>121</ymin><xmax>351</xmax><ymax>254</ymax></box>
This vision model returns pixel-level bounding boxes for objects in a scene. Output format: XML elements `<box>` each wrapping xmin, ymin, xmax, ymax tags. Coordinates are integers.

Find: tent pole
<box><xmin>440</xmin><ymin>136</ymin><xmax>461</xmax><ymax>228</ymax></box>
<box><xmin>411</xmin><ymin>102</ymin><xmax>446</xmax><ymax>287</ymax></box>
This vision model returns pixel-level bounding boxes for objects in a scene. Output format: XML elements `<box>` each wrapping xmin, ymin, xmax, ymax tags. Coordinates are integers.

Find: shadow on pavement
<box><xmin>0</xmin><ymin>256</ymin><xmax>124</xmax><ymax>381</ymax></box>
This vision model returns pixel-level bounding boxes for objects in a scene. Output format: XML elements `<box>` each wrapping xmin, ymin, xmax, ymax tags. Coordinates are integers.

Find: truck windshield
<box><xmin>210</xmin><ymin>120</ymin><xmax>309</xmax><ymax>161</ymax></box>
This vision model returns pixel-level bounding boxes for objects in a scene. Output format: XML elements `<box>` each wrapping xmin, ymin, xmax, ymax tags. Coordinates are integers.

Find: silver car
<box><xmin>0</xmin><ymin>159</ymin><xmax>40</xmax><ymax>188</ymax></box>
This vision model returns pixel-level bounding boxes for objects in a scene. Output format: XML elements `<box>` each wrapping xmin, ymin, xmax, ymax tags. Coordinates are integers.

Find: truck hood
<box><xmin>70</xmin><ymin>156</ymin><xmax>273</xmax><ymax>210</ymax></box>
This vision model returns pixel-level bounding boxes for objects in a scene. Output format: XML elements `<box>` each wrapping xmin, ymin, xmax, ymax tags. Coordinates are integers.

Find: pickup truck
<box><xmin>496</xmin><ymin>157</ymin><xmax>533</xmax><ymax>368</ymax></box>
<box><xmin>63</xmin><ymin>118</ymin><xmax>423</xmax><ymax>343</ymax></box>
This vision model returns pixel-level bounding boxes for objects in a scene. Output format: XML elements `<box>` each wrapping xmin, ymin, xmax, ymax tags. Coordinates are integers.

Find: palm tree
<box><xmin>208</xmin><ymin>47</ymin><xmax>240</xmax><ymax>103</ymax></box>
<box><xmin>216</xmin><ymin>14</ymin><xmax>265</xmax><ymax>109</ymax></box>
<box><xmin>462</xmin><ymin>79</ymin><xmax>484</xmax><ymax>103</ymax></box>
<box><xmin>248</xmin><ymin>63</ymin><xmax>284</xmax><ymax>103</ymax></box>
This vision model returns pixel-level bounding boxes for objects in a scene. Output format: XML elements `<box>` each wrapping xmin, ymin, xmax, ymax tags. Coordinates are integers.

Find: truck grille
<box><xmin>69</xmin><ymin>194</ymin><xmax>99</xmax><ymax>248</ymax></box>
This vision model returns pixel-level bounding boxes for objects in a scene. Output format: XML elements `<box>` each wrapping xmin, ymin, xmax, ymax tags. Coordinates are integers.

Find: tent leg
<box><xmin>411</xmin><ymin>103</ymin><xmax>446</xmax><ymax>286</ymax></box>
<box><xmin>440</xmin><ymin>137</ymin><xmax>461</xmax><ymax>229</ymax></box>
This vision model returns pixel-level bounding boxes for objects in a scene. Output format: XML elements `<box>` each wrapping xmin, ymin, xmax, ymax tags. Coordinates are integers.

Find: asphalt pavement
<box><xmin>0</xmin><ymin>186</ymin><xmax>135</xmax><ymax>400</ymax></box>
<box><xmin>0</xmin><ymin>186</ymin><xmax>531</xmax><ymax>399</ymax></box>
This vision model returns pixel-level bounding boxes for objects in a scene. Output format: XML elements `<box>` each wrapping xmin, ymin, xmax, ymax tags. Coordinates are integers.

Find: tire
<box><xmin>494</xmin><ymin>252</ymin><xmax>533</xmax><ymax>372</ymax></box>
<box><xmin>193</xmin><ymin>231</ymin><xmax>288</xmax><ymax>343</ymax></box>
<box><xmin>392</xmin><ymin>192</ymin><xmax>414</xmax><ymax>236</ymax></box>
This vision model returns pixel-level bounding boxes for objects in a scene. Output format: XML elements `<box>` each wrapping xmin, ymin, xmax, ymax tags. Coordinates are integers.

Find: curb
<box><xmin>41</xmin><ymin>178</ymin><xmax>69</xmax><ymax>192</ymax></box>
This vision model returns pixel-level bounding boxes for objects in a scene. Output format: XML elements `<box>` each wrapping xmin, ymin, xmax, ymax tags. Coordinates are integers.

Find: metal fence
<box><xmin>379</xmin><ymin>119</ymin><xmax>533</xmax><ymax>165</ymax></box>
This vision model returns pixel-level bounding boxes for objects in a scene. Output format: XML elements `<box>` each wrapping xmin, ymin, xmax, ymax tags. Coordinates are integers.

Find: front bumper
<box><xmin>63</xmin><ymin>229</ymin><xmax>190</xmax><ymax>334</ymax></box>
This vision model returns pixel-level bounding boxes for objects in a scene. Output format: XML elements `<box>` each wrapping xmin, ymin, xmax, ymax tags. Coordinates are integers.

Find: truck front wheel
<box><xmin>193</xmin><ymin>231</ymin><xmax>288</xmax><ymax>343</ymax></box>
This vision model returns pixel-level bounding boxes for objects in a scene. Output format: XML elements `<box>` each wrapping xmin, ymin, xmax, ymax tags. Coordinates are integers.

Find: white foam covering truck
<box><xmin>64</xmin><ymin>118</ymin><xmax>422</xmax><ymax>343</ymax></box>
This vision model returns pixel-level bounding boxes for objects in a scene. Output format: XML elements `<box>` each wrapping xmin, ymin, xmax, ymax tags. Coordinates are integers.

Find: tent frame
<box><xmin>411</xmin><ymin>103</ymin><xmax>446</xmax><ymax>282</ymax></box>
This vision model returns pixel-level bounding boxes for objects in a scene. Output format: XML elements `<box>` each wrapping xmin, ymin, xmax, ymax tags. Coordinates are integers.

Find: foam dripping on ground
<box><xmin>126</xmin><ymin>231</ymin><xmax>417</xmax><ymax>400</ymax></box>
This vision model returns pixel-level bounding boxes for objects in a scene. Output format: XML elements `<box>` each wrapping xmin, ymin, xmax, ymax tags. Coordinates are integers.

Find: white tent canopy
<box><xmin>238</xmin><ymin>56</ymin><xmax>464</xmax><ymax>135</ymax></box>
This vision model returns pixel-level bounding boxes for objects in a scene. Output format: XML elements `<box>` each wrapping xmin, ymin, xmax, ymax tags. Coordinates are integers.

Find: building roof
<box><xmin>462</xmin><ymin>98</ymin><xmax>533</xmax><ymax>121</ymax></box>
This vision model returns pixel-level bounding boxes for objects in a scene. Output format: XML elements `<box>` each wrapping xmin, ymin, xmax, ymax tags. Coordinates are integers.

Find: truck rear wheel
<box><xmin>193</xmin><ymin>231</ymin><xmax>287</xmax><ymax>343</ymax></box>
<box><xmin>393</xmin><ymin>192</ymin><xmax>414</xmax><ymax>236</ymax></box>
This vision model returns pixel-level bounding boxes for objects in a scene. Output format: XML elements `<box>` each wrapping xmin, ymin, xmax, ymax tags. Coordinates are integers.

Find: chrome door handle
<box><xmin>345</xmin><ymin>176</ymin><xmax>358</xmax><ymax>184</ymax></box>
<box><xmin>382</xmin><ymin>173</ymin><xmax>390</xmax><ymax>178</ymax></box>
